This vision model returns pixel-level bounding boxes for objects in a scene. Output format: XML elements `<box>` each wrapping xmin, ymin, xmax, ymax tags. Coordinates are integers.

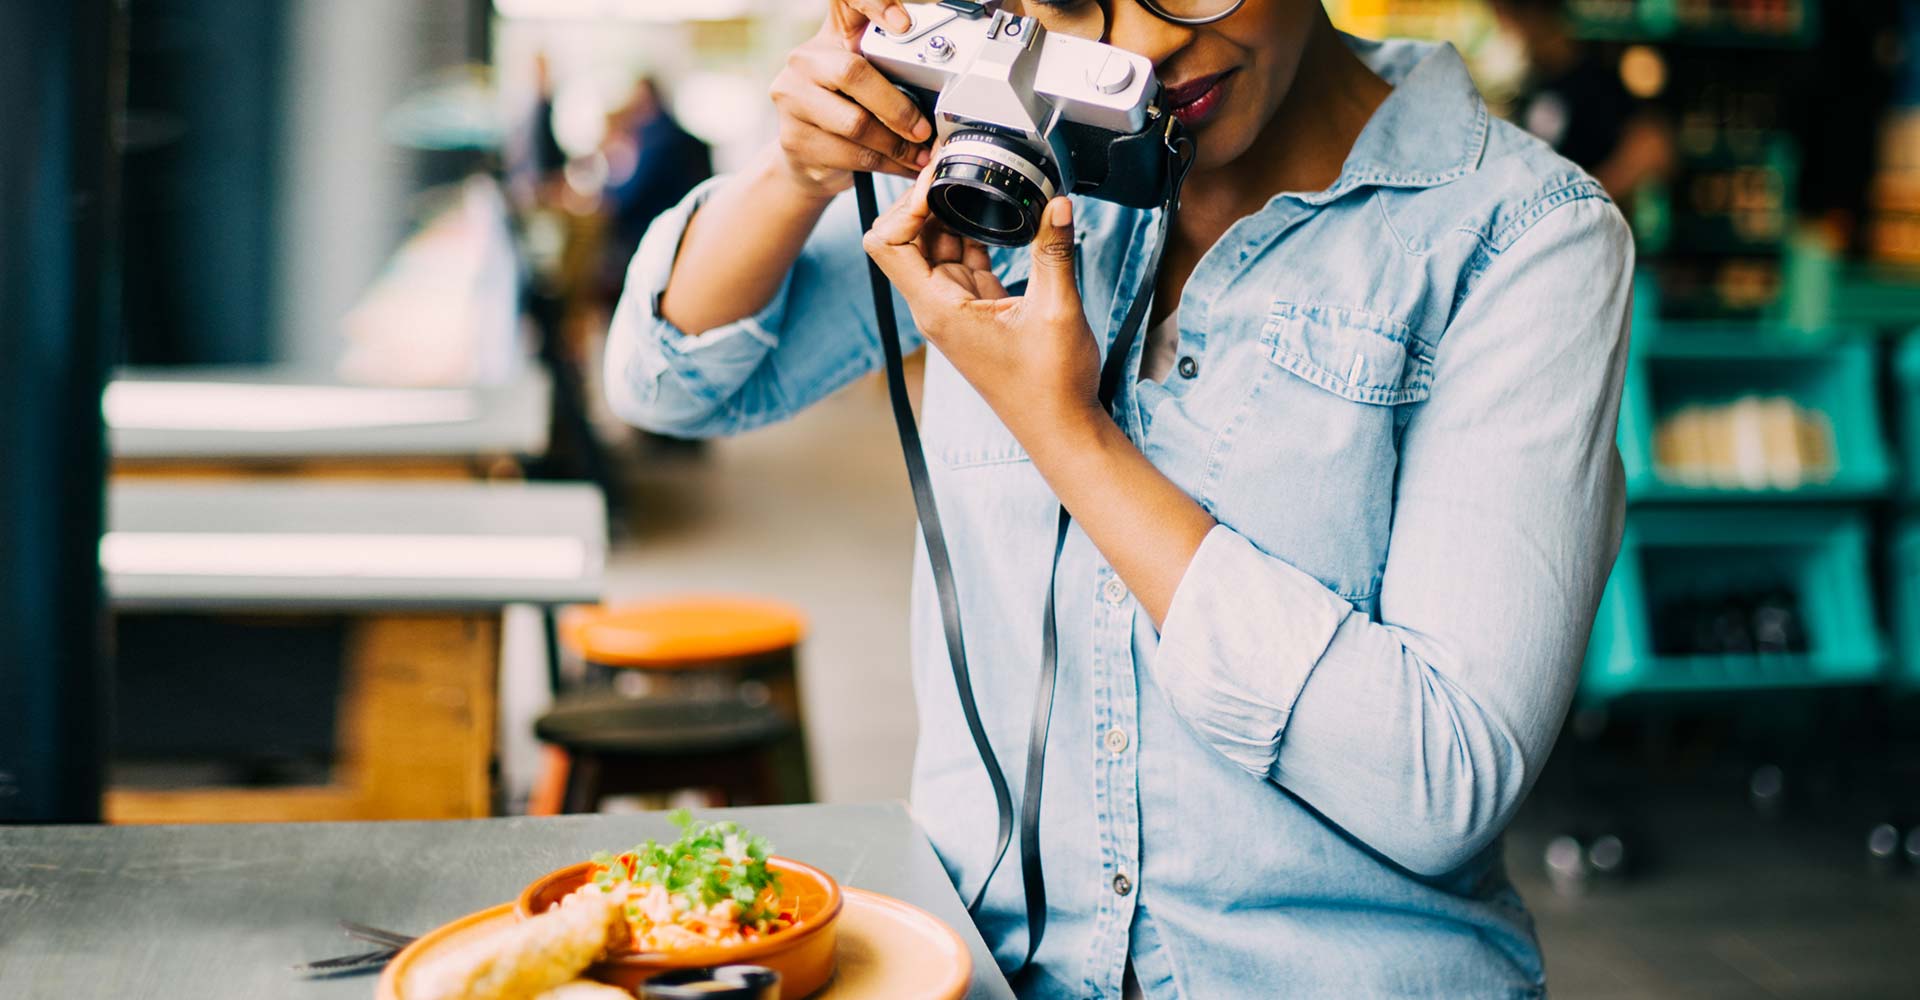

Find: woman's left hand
<box><xmin>863</xmin><ymin>165</ymin><xmax>1103</xmax><ymax>452</ymax></box>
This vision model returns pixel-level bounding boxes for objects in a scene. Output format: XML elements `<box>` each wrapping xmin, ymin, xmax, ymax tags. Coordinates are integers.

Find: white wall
<box><xmin>273</xmin><ymin>0</ymin><xmax>482</xmax><ymax>366</ymax></box>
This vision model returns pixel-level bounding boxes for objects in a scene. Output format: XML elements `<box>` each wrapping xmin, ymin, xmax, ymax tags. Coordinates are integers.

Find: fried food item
<box><xmin>408</xmin><ymin>887</ymin><xmax>629</xmax><ymax>1000</ymax></box>
<box><xmin>530</xmin><ymin>982</ymin><xmax>634</xmax><ymax>1000</ymax></box>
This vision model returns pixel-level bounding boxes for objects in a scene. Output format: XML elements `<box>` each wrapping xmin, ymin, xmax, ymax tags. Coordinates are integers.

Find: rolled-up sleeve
<box><xmin>604</xmin><ymin>174</ymin><xmax>917</xmax><ymax>438</ymax></box>
<box><xmin>1150</xmin><ymin>195</ymin><xmax>1634</xmax><ymax>876</ymax></box>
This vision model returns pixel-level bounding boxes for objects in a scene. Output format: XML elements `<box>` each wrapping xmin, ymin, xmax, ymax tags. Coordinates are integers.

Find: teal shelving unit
<box><xmin>1894</xmin><ymin>335</ymin><xmax>1920</xmax><ymax>501</ymax></box>
<box><xmin>1567</xmin><ymin>0</ymin><xmax>1908</xmax><ymax>709</ymax></box>
<box><xmin>1888</xmin><ymin>522</ymin><xmax>1920</xmax><ymax>693</ymax></box>
<box><xmin>1584</xmin><ymin>509</ymin><xmax>1884</xmax><ymax>699</ymax></box>
<box><xmin>1569</xmin><ymin>0</ymin><xmax>1820</xmax><ymax>48</ymax></box>
<box><xmin>1617</xmin><ymin>325</ymin><xmax>1892</xmax><ymax>502</ymax></box>
<box><xmin>1784</xmin><ymin>234</ymin><xmax>1920</xmax><ymax>332</ymax></box>
<box><xmin>1645</xmin><ymin>139</ymin><xmax>1799</xmax><ymax>259</ymax></box>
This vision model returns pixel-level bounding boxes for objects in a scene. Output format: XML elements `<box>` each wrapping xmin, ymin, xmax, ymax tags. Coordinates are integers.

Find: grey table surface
<box><xmin>108</xmin><ymin>366</ymin><xmax>551</xmax><ymax>461</ymax></box>
<box><xmin>0</xmin><ymin>803</ymin><xmax>1015</xmax><ymax>1000</ymax></box>
<box><xmin>106</xmin><ymin>480</ymin><xmax>606</xmax><ymax>611</ymax></box>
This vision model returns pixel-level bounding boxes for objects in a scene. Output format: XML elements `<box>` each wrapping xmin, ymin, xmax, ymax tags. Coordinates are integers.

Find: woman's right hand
<box><xmin>769</xmin><ymin>1</ymin><xmax>935</xmax><ymax>199</ymax></box>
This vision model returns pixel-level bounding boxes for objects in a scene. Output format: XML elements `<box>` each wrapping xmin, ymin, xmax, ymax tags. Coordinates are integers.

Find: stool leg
<box><xmin>753</xmin><ymin>747</ymin><xmax>789</xmax><ymax>806</ymax></box>
<box><xmin>542</xmin><ymin>606</ymin><xmax>565</xmax><ymax>698</ymax></box>
<box><xmin>563</xmin><ymin>752</ymin><xmax>604</xmax><ymax>814</ymax></box>
<box><xmin>768</xmin><ymin>732</ymin><xmax>813</xmax><ymax>803</ymax></box>
<box><xmin>528</xmin><ymin>746</ymin><xmax>572</xmax><ymax>817</ymax></box>
<box><xmin>755</xmin><ymin>649</ymin><xmax>814</xmax><ymax>802</ymax></box>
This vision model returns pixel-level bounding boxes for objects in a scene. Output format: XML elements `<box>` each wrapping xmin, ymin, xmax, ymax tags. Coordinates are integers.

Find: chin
<box><xmin>1187</xmin><ymin>113</ymin><xmax>1259</xmax><ymax>171</ymax></box>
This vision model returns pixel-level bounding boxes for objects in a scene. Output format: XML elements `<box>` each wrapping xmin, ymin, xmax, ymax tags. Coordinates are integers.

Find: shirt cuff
<box><xmin>607</xmin><ymin>175</ymin><xmax>791</xmax><ymax>419</ymax></box>
<box><xmin>1150</xmin><ymin>524</ymin><xmax>1354</xmax><ymax>776</ymax></box>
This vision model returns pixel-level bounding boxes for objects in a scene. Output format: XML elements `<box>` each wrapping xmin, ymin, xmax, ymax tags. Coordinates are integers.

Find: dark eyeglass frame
<box><xmin>1134</xmin><ymin>0</ymin><xmax>1248</xmax><ymax>27</ymax></box>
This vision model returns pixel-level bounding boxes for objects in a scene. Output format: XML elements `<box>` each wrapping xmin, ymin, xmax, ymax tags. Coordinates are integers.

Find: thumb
<box><xmin>1027</xmin><ymin>198</ymin><xmax>1078</xmax><ymax>306</ymax></box>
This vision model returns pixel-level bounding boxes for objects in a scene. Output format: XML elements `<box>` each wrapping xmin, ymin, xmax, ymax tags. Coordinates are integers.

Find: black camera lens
<box><xmin>928</xmin><ymin>129</ymin><xmax>1057</xmax><ymax>247</ymax></box>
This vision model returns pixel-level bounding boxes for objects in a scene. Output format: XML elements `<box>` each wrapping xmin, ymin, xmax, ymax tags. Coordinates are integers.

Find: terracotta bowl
<box><xmin>516</xmin><ymin>858</ymin><xmax>843</xmax><ymax>997</ymax></box>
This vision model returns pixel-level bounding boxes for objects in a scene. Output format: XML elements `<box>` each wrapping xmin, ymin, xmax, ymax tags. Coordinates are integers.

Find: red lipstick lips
<box><xmin>1162</xmin><ymin>69</ymin><xmax>1234</xmax><ymax>127</ymax></box>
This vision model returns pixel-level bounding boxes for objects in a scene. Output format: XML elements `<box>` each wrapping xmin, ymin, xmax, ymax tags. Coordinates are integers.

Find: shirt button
<box><xmin>1177</xmin><ymin>355</ymin><xmax>1198</xmax><ymax>379</ymax></box>
<box><xmin>1102</xmin><ymin>576</ymin><xmax>1128</xmax><ymax>605</ymax></box>
<box><xmin>1103</xmin><ymin>727</ymin><xmax>1129</xmax><ymax>754</ymax></box>
<box><xmin>1112</xmin><ymin>872</ymin><xmax>1133</xmax><ymax>896</ymax></box>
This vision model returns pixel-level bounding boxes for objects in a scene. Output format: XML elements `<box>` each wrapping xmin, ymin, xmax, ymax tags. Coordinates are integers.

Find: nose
<box><xmin>1104</xmin><ymin>0</ymin><xmax>1195</xmax><ymax>68</ymax></box>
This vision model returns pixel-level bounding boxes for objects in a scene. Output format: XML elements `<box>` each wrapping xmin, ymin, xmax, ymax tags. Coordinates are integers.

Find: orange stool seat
<box><xmin>561</xmin><ymin>596</ymin><xmax>807</xmax><ymax>669</ymax></box>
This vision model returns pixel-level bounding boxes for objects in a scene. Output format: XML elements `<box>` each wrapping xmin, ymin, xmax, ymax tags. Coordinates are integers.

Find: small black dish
<box><xmin>641</xmin><ymin>964</ymin><xmax>782</xmax><ymax>1000</ymax></box>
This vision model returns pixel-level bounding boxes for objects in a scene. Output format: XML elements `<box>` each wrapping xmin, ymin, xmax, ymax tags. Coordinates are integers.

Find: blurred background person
<box><xmin>599</xmin><ymin>77</ymin><xmax>713</xmax><ymax>301</ymax></box>
<box><xmin>1491</xmin><ymin>0</ymin><xmax>1675</xmax><ymax>201</ymax></box>
<box><xmin>507</xmin><ymin>51</ymin><xmax>569</xmax><ymax>211</ymax></box>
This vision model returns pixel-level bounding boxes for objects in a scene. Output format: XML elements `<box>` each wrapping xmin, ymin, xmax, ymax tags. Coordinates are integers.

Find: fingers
<box><xmin>780</xmin><ymin>3</ymin><xmax>929</xmax><ymax>192</ymax></box>
<box><xmin>770</xmin><ymin>37</ymin><xmax>931</xmax><ymax>185</ymax></box>
<box><xmin>1026</xmin><ymin>198</ymin><xmax>1079</xmax><ymax>311</ymax></box>
<box><xmin>841</xmin><ymin>1</ymin><xmax>913</xmax><ymax>37</ymax></box>
<box><xmin>773</xmin><ymin>72</ymin><xmax>927</xmax><ymax>171</ymax></box>
<box><xmin>960</xmin><ymin>240</ymin><xmax>1006</xmax><ymax>291</ymax></box>
<box><xmin>923</xmin><ymin>220</ymin><xmax>965</xmax><ymax>267</ymax></box>
<box><xmin>777</xmin><ymin>112</ymin><xmax>922</xmax><ymax>179</ymax></box>
<box><xmin>867</xmin><ymin>164</ymin><xmax>939</xmax><ymax>249</ymax></box>
<box><xmin>793</xmin><ymin>44</ymin><xmax>931</xmax><ymax>144</ymax></box>
<box><xmin>971</xmin><ymin>264</ymin><xmax>1010</xmax><ymax>301</ymax></box>
<box><xmin>863</xmin><ymin>166</ymin><xmax>940</xmax><ymax>289</ymax></box>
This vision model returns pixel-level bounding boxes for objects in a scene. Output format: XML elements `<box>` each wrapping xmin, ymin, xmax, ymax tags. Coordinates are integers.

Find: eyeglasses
<box><xmin>1135</xmin><ymin>0</ymin><xmax>1247</xmax><ymax>26</ymax></box>
<box><xmin>1008</xmin><ymin>0</ymin><xmax>1247</xmax><ymax>41</ymax></box>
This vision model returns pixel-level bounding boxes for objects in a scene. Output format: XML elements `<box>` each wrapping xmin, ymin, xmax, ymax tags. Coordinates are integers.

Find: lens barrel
<box><xmin>927</xmin><ymin>130</ymin><xmax>1057</xmax><ymax>247</ymax></box>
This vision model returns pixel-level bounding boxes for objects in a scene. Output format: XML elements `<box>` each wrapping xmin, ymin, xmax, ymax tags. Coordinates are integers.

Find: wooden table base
<box><xmin>106</xmin><ymin>613</ymin><xmax>500</xmax><ymax>824</ymax></box>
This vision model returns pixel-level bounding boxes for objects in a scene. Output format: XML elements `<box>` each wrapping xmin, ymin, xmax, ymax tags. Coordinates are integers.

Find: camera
<box><xmin>862</xmin><ymin>1</ymin><xmax>1188</xmax><ymax>246</ymax></box>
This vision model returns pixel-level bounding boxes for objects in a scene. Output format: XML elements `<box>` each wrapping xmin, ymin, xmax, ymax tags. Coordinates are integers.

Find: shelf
<box><xmin>1570</xmin><ymin>0</ymin><xmax>1818</xmax><ymax>48</ymax></box>
<box><xmin>1617</xmin><ymin>331</ymin><xmax>1892</xmax><ymax>503</ymax></box>
<box><xmin>1627</xmin><ymin>477</ymin><xmax>1888</xmax><ymax>504</ymax></box>
<box><xmin>1887</xmin><ymin>521</ymin><xmax>1920</xmax><ymax>693</ymax></box>
<box><xmin>1629</xmin><ymin>323</ymin><xmax>1859</xmax><ymax>359</ymax></box>
<box><xmin>1673</xmin><ymin>132</ymin><xmax>1799</xmax><ymax>167</ymax></box>
<box><xmin>1892</xmin><ymin>334</ymin><xmax>1920</xmax><ymax>503</ymax></box>
<box><xmin>1830</xmin><ymin>270</ymin><xmax>1920</xmax><ymax>330</ymax></box>
<box><xmin>1583</xmin><ymin>509</ymin><xmax>1884</xmax><ymax>701</ymax></box>
<box><xmin>1783</xmin><ymin>236</ymin><xmax>1920</xmax><ymax>332</ymax></box>
<box><xmin>1570</xmin><ymin>23</ymin><xmax>1816</xmax><ymax>49</ymax></box>
<box><xmin>1596</xmin><ymin>655</ymin><xmax>1884</xmax><ymax>693</ymax></box>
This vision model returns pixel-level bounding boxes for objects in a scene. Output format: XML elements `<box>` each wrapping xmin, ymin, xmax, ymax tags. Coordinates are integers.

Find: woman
<box><xmin>607</xmin><ymin>1</ymin><xmax>1631</xmax><ymax>996</ymax></box>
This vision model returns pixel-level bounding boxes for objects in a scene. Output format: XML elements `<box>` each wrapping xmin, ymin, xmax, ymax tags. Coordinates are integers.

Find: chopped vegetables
<box><xmin>579</xmin><ymin>810</ymin><xmax>795</xmax><ymax>952</ymax></box>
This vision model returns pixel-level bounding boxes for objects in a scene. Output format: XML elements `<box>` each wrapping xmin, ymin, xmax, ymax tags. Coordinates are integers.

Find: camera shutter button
<box><xmin>925</xmin><ymin>36</ymin><xmax>954</xmax><ymax>63</ymax></box>
<box><xmin>1087</xmin><ymin>52</ymin><xmax>1135</xmax><ymax>95</ymax></box>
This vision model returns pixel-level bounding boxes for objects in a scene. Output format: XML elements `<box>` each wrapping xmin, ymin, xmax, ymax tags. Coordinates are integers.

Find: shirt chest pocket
<box><xmin>1261</xmin><ymin>302</ymin><xmax>1433</xmax><ymax>407</ymax></box>
<box><xmin>1195</xmin><ymin>302</ymin><xmax>1434</xmax><ymax>605</ymax></box>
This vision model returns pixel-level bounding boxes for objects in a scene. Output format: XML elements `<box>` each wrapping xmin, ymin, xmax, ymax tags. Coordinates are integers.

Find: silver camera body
<box><xmin>862</xmin><ymin>2</ymin><xmax>1181</xmax><ymax>245</ymax></box>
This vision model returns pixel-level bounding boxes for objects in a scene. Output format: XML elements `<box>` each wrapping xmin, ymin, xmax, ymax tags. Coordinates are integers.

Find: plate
<box><xmin>376</xmin><ymin>887</ymin><xmax>972</xmax><ymax>1000</ymax></box>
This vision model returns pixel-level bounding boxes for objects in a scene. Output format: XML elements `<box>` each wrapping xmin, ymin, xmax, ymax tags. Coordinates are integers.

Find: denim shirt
<box><xmin>607</xmin><ymin>37</ymin><xmax>1632</xmax><ymax>1000</ymax></box>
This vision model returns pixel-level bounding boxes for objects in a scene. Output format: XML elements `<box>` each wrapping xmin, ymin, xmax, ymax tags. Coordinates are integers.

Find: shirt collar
<box><xmin>1295</xmin><ymin>36</ymin><xmax>1490</xmax><ymax>204</ymax></box>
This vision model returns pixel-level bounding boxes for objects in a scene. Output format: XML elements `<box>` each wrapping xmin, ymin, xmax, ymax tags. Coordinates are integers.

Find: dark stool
<box><xmin>533</xmin><ymin>695</ymin><xmax>795</xmax><ymax>813</ymax></box>
<box><xmin>528</xmin><ymin>596</ymin><xmax>814</xmax><ymax>814</ymax></box>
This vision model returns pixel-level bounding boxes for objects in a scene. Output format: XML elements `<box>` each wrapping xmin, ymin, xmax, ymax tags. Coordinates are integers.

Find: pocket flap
<box><xmin>1263</xmin><ymin>303</ymin><xmax>1432</xmax><ymax>405</ymax></box>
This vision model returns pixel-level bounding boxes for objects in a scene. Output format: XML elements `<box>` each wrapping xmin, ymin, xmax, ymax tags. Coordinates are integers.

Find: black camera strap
<box><xmin>853</xmin><ymin>127</ymin><xmax>1192</xmax><ymax>975</ymax></box>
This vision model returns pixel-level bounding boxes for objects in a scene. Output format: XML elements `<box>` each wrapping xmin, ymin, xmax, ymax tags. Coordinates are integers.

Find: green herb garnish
<box><xmin>587</xmin><ymin>809</ymin><xmax>784</xmax><ymax>924</ymax></box>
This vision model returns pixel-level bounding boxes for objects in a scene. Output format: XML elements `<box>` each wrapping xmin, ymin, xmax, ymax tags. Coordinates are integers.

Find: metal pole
<box><xmin>0</xmin><ymin>0</ymin><xmax>121</xmax><ymax>823</ymax></box>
